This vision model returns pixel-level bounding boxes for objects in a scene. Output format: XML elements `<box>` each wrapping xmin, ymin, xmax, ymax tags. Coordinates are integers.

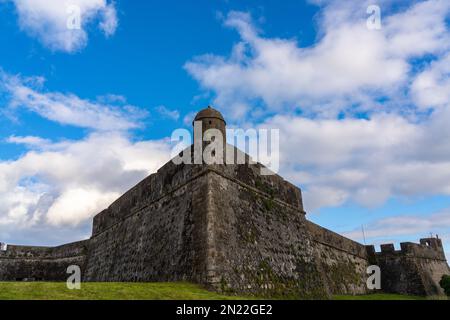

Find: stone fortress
<box><xmin>0</xmin><ymin>107</ymin><xmax>449</xmax><ymax>298</ymax></box>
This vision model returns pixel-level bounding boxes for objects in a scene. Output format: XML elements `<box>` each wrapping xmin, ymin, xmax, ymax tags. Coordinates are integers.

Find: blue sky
<box><xmin>1</xmin><ymin>0</ymin><xmax>450</xmax><ymax>259</ymax></box>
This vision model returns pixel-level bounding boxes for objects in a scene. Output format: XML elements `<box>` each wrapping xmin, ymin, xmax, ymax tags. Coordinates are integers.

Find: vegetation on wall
<box><xmin>440</xmin><ymin>275</ymin><xmax>450</xmax><ymax>296</ymax></box>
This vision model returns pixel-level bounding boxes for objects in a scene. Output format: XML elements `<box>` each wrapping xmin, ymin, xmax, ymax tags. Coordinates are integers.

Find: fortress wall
<box><xmin>0</xmin><ymin>240</ymin><xmax>88</xmax><ymax>281</ymax></box>
<box><xmin>368</xmin><ymin>239</ymin><xmax>450</xmax><ymax>296</ymax></box>
<box><xmin>205</xmin><ymin>168</ymin><xmax>329</xmax><ymax>299</ymax></box>
<box><xmin>91</xmin><ymin>172</ymin><xmax>164</xmax><ymax>236</ymax></box>
<box><xmin>412</xmin><ymin>239</ymin><xmax>450</xmax><ymax>291</ymax></box>
<box><xmin>403</xmin><ymin>239</ymin><xmax>447</xmax><ymax>260</ymax></box>
<box><xmin>82</xmin><ymin>162</ymin><xmax>309</xmax><ymax>287</ymax></box>
<box><xmin>216</xmin><ymin>161</ymin><xmax>304</xmax><ymax>210</ymax></box>
<box><xmin>50</xmin><ymin>240</ymin><xmax>90</xmax><ymax>259</ymax></box>
<box><xmin>204</xmin><ymin>165</ymin><xmax>371</xmax><ymax>298</ymax></box>
<box><xmin>306</xmin><ymin>222</ymin><xmax>368</xmax><ymax>259</ymax></box>
<box><xmin>305</xmin><ymin>221</ymin><xmax>370</xmax><ymax>295</ymax></box>
<box><xmin>92</xmin><ymin>161</ymin><xmax>206</xmax><ymax>236</ymax></box>
<box><xmin>0</xmin><ymin>245</ymin><xmax>52</xmax><ymax>258</ymax></box>
<box><xmin>413</xmin><ymin>256</ymin><xmax>449</xmax><ymax>296</ymax></box>
<box><xmin>83</xmin><ymin>164</ymin><xmax>211</xmax><ymax>283</ymax></box>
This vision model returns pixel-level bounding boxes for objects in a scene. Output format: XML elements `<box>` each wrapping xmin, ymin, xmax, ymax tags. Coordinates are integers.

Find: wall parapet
<box><xmin>306</xmin><ymin>221</ymin><xmax>368</xmax><ymax>259</ymax></box>
<box><xmin>0</xmin><ymin>240</ymin><xmax>89</xmax><ymax>260</ymax></box>
<box><xmin>367</xmin><ymin>238</ymin><xmax>447</xmax><ymax>262</ymax></box>
<box><xmin>92</xmin><ymin>153</ymin><xmax>305</xmax><ymax>237</ymax></box>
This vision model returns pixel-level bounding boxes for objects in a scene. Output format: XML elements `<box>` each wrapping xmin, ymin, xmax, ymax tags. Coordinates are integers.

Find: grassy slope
<box><xmin>0</xmin><ymin>282</ymin><xmax>253</xmax><ymax>300</ymax></box>
<box><xmin>333</xmin><ymin>294</ymin><xmax>425</xmax><ymax>300</ymax></box>
<box><xmin>0</xmin><ymin>282</ymin><xmax>434</xmax><ymax>300</ymax></box>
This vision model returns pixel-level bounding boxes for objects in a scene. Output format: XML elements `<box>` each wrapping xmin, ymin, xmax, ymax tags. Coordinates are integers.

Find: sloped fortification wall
<box><xmin>367</xmin><ymin>239</ymin><xmax>450</xmax><ymax>296</ymax></box>
<box><xmin>204</xmin><ymin>164</ymin><xmax>329</xmax><ymax>299</ymax></box>
<box><xmin>83</xmin><ymin>162</ymin><xmax>211</xmax><ymax>283</ymax></box>
<box><xmin>306</xmin><ymin>222</ymin><xmax>369</xmax><ymax>295</ymax></box>
<box><xmin>0</xmin><ymin>241</ymin><xmax>88</xmax><ymax>281</ymax></box>
<box><xmin>204</xmin><ymin>163</ymin><xmax>371</xmax><ymax>298</ymax></box>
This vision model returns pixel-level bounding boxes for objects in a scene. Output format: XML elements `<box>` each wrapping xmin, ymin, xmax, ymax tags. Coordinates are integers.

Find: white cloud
<box><xmin>6</xmin><ymin>135</ymin><xmax>51</xmax><ymax>148</ymax></box>
<box><xmin>0</xmin><ymin>69</ymin><xmax>172</xmax><ymax>236</ymax></box>
<box><xmin>156</xmin><ymin>105</ymin><xmax>180</xmax><ymax>121</ymax></box>
<box><xmin>46</xmin><ymin>187</ymin><xmax>119</xmax><ymax>226</ymax></box>
<box><xmin>10</xmin><ymin>0</ymin><xmax>118</xmax><ymax>52</ymax></box>
<box><xmin>343</xmin><ymin>209</ymin><xmax>450</xmax><ymax>244</ymax></box>
<box><xmin>412</xmin><ymin>53</ymin><xmax>450</xmax><ymax>110</ymax></box>
<box><xmin>185</xmin><ymin>1</ymin><xmax>450</xmax><ymax>119</ymax></box>
<box><xmin>1</xmin><ymin>72</ymin><xmax>145</xmax><ymax>131</ymax></box>
<box><xmin>183</xmin><ymin>111</ymin><xmax>196</xmax><ymax>126</ymax></box>
<box><xmin>343</xmin><ymin>208</ymin><xmax>450</xmax><ymax>260</ymax></box>
<box><xmin>98</xmin><ymin>2</ymin><xmax>118</xmax><ymax>37</ymax></box>
<box><xmin>261</xmin><ymin>111</ymin><xmax>450</xmax><ymax>211</ymax></box>
<box><xmin>0</xmin><ymin>132</ymin><xmax>171</xmax><ymax>229</ymax></box>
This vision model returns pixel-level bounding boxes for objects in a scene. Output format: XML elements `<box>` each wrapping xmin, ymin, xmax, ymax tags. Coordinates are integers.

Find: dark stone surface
<box><xmin>0</xmin><ymin>241</ymin><xmax>88</xmax><ymax>281</ymax></box>
<box><xmin>366</xmin><ymin>238</ymin><xmax>450</xmax><ymax>296</ymax></box>
<box><xmin>84</xmin><ymin>164</ymin><xmax>210</xmax><ymax>283</ymax></box>
<box><xmin>306</xmin><ymin>222</ymin><xmax>369</xmax><ymax>295</ymax></box>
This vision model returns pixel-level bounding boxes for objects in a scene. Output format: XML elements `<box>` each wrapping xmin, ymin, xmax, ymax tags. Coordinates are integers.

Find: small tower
<box><xmin>193</xmin><ymin>106</ymin><xmax>227</xmax><ymax>163</ymax></box>
<box><xmin>193</xmin><ymin>106</ymin><xmax>226</xmax><ymax>141</ymax></box>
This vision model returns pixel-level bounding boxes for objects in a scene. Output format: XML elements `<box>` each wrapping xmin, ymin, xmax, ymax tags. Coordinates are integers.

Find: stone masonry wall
<box><xmin>367</xmin><ymin>239</ymin><xmax>450</xmax><ymax>296</ymax></box>
<box><xmin>204</xmin><ymin>166</ymin><xmax>327</xmax><ymax>299</ymax></box>
<box><xmin>0</xmin><ymin>240</ymin><xmax>88</xmax><ymax>281</ymax></box>
<box><xmin>84</xmin><ymin>156</ymin><xmax>308</xmax><ymax>286</ymax></box>
<box><xmin>83</xmin><ymin>161</ymin><xmax>212</xmax><ymax>283</ymax></box>
<box><xmin>201</xmin><ymin>166</ymin><xmax>368</xmax><ymax>298</ymax></box>
<box><xmin>306</xmin><ymin>222</ymin><xmax>370</xmax><ymax>295</ymax></box>
<box><xmin>203</xmin><ymin>163</ymin><xmax>370</xmax><ymax>298</ymax></box>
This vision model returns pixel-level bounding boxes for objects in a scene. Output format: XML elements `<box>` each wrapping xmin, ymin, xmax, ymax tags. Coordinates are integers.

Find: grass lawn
<box><xmin>0</xmin><ymin>282</ymin><xmax>253</xmax><ymax>300</ymax></box>
<box><xmin>0</xmin><ymin>282</ymin><xmax>437</xmax><ymax>300</ymax></box>
<box><xmin>333</xmin><ymin>293</ymin><xmax>426</xmax><ymax>300</ymax></box>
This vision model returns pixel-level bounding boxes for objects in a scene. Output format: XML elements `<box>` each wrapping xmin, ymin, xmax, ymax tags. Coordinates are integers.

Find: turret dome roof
<box><xmin>194</xmin><ymin>106</ymin><xmax>226</xmax><ymax>124</ymax></box>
